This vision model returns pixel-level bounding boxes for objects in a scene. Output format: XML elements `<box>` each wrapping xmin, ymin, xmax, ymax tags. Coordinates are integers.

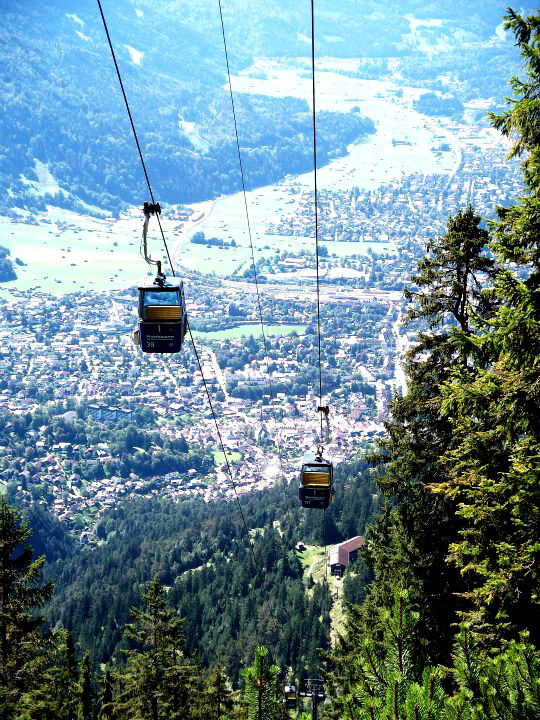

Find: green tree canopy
<box><xmin>112</xmin><ymin>575</ymin><xmax>199</xmax><ymax>720</ymax></box>
<box><xmin>0</xmin><ymin>497</ymin><xmax>54</xmax><ymax>716</ymax></box>
<box><xmin>244</xmin><ymin>646</ymin><xmax>281</xmax><ymax>720</ymax></box>
<box><xmin>431</xmin><ymin>7</ymin><xmax>540</xmax><ymax>643</ymax></box>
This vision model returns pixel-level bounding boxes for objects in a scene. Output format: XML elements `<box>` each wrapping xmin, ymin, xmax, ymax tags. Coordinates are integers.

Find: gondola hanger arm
<box><xmin>141</xmin><ymin>201</ymin><xmax>165</xmax><ymax>283</ymax></box>
<box><xmin>317</xmin><ymin>404</ymin><xmax>331</xmax><ymax>444</ymax></box>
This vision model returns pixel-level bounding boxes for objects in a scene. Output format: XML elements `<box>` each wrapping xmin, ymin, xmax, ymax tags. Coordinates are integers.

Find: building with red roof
<box><xmin>327</xmin><ymin>535</ymin><xmax>365</xmax><ymax>577</ymax></box>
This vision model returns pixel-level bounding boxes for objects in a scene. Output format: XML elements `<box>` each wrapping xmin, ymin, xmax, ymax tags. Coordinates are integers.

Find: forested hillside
<box><xmin>1</xmin><ymin>457</ymin><xmax>378</xmax><ymax>717</ymax></box>
<box><xmin>37</xmin><ymin>458</ymin><xmax>378</xmax><ymax>679</ymax></box>
<box><xmin>0</xmin><ymin>0</ymin><xmax>374</xmax><ymax>217</ymax></box>
<box><xmin>1</xmin><ymin>0</ymin><xmax>534</xmax><ymax>217</ymax></box>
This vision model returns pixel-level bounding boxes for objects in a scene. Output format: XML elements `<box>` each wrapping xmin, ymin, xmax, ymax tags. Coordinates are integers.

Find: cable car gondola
<box><xmin>132</xmin><ymin>202</ymin><xmax>188</xmax><ymax>353</ymax></box>
<box><xmin>283</xmin><ymin>685</ymin><xmax>297</xmax><ymax>710</ymax></box>
<box><xmin>134</xmin><ymin>274</ymin><xmax>187</xmax><ymax>353</ymax></box>
<box><xmin>299</xmin><ymin>446</ymin><xmax>334</xmax><ymax>509</ymax></box>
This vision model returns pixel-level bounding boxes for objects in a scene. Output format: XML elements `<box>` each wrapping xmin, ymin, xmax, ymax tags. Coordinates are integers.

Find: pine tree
<box><xmin>404</xmin><ymin>205</ymin><xmax>494</xmax><ymax>336</ymax></box>
<box><xmin>203</xmin><ymin>665</ymin><xmax>234</xmax><ymax>720</ymax></box>
<box><xmin>17</xmin><ymin>628</ymin><xmax>80</xmax><ymax>719</ymax></box>
<box><xmin>79</xmin><ymin>651</ymin><xmax>94</xmax><ymax>720</ymax></box>
<box><xmin>331</xmin><ymin>590</ymin><xmax>448</xmax><ymax>720</ymax></box>
<box><xmin>98</xmin><ymin>669</ymin><xmax>113</xmax><ymax>720</ymax></box>
<box><xmin>331</xmin><ymin>594</ymin><xmax>540</xmax><ymax>719</ymax></box>
<box><xmin>449</xmin><ymin>627</ymin><xmax>540</xmax><ymax>719</ymax></box>
<box><xmin>431</xmin><ymin>7</ymin><xmax>540</xmax><ymax>643</ymax></box>
<box><xmin>244</xmin><ymin>646</ymin><xmax>281</xmax><ymax>720</ymax></box>
<box><xmin>112</xmin><ymin>575</ymin><xmax>198</xmax><ymax>720</ymax></box>
<box><xmin>0</xmin><ymin>497</ymin><xmax>53</xmax><ymax>717</ymax></box>
<box><xmin>353</xmin><ymin>206</ymin><xmax>495</xmax><ymax>668</ymax></box>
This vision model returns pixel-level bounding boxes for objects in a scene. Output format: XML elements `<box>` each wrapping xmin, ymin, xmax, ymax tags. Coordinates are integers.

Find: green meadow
<box><xmin>195</xmin><ymin>324</ymin><xmax>306</xmax><ymax>340</ymax></box>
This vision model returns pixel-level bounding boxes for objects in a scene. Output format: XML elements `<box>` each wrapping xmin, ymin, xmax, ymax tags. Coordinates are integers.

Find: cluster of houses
<box><xmin>0</xmin><ymin>245</ymin><xmax>411</xmax><ymax>540</ymax></box>
<box><xmin>265</xmin><ymin>123</ymin><xmax>521</xmax><ymax>251</ymax></box>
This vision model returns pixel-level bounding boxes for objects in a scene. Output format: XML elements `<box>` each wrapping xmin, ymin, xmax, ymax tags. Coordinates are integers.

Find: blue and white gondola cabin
<box><xmin>299</xmin><ymin>450</ymin><xmax>334</xmax><ymax>509</ymax></box>
<box><xmin>136</xmin><ymin>276</ymin><xmax>187</xmax><ymax>353</ymax></box>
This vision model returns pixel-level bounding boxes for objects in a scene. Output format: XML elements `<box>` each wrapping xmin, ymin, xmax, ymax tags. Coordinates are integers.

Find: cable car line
<box><xmin>97</xmin><ymin>1</ymin><xmax>335</xmax><ymax>686</ymax></box>
<box><xmin>99</xmin><ymin>0</ymin><xmax>333</xmax><ymax>612</ymax></box>
<box><xmin>217</xmin><ymin>0</ymin><xmax>292</xmax><ymax>524</ymax></box>
<box><xmin>310</xmin><ymin>0</ymin><xmax>325</xmax><ymax>445</ymax></box>
<box><xmin>308</xmin><ymin>0</ymin><xmax>331</xmax><ymax>602</ymax></box>
<box><xmin>96</xmin><ymin>0</ymin><xmax>174</xmax><ymax>276</ymax></box>
<box><xmin>186</xmin><ymin>315</ymin><xmax>257</xmax><ymax>566</ymax></box>
<box><xmin>298</xmin><ymin>2</ymin><xmax>335</xmax><ymax>522</ymax></box>
<box><xmin>96</xmin><ymin>0</ymin><xmax>256</xmax><ymax>564</ymax></box>
<box><xmin>323</xmin><ymin>508</ymin><xmax>329</xmax><ymax>586</ymax></box>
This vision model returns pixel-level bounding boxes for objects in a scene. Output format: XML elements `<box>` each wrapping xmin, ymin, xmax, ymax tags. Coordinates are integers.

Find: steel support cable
<box><xmin>323</xmin><ymin>508</ymin><xmax>329</xmax><ymax>587</ymax></box>
<box><xmin>217</xmin><ymin>0</ymin><xmax>293</xmax><ymax>525</ymax></box>
<box><xmin>311</xmin><ymin>0</ymin><xmax>332</xmax><ymax>615</ymax></box>
<box><xmin>323</xmin><ymin>507</ymin><xmax>331</xmax><ymax>625</ymax></box>
<box><xmin>96</xmin><ymin>0</ymin><xmax>256</xmax><ymax>564</ymax></box>
<box><xmin>309</xmin><ymin>0</ymin><xmax>326</xmax><ymax>444</ymax></box>
<box><xmin>186</xmin><ymin>316</ymin><xmax>257</xmax><ymax>566</ymax></box>
<box><xmin>96</xmin><ymin>0</ymin><xmax>174</xmax><ymax>275</ymax></box>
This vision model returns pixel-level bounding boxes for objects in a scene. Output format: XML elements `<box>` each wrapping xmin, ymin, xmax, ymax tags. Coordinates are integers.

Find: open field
<box><xmin>297</xmin><ymin>541</ymin><xmax>347</xmax><ymax>641</ymax></box>
<box><xmin>213</xmin><ymin>450</ymin><xmax>242</xmax><ymax>465</ymax></box>
<box><xmin>195</xmin><ymin>324</ymin><xmax>306</xmax><ymax>341</ymax></box>
<box><xmin>175</xmin><ymin>221</ymin><xmax>395</xmax><ymax>276</ymax></box>
<box><xmin>298</xmin><ymin>544</ymin><xmax>326</xmax><ymax>576</ymax></box>
<box><xmin>0</xmin><ymin>210</ymin><xmax>145</xmax><ymax>294</ymax></box>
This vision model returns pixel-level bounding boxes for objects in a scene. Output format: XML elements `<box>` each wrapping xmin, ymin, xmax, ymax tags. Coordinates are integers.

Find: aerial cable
<box><xmin>309</xmin><ymin>0</ymin><xmax>329</xmax><ymax>446</ymax></box>
<box><xmin>185</xmin><ymin>313</ymin><xmax>257</xmax><ymax>566</ymax></box>
<box><xmin>96</xmin><ymin>0</ymin><xmax>174</xmax><ymax>276</ymax></box>
<box><xmin>310</xmin><ymin>0</ymin><xmax>332</xmax><ymax>615</ymax></box>
<box><xmin>323</xmin><ymin>508</ymin><xmax>329</xmax><ymax>587</ymax></box>
<box><xmin>96</xmin><ymin>0</ymin><xmax>256</xmax><ymax>563</ymax></box>
<box><xmin>217</xmin><ymin>0</ymin><xmax>292</xmax><ymax>524</ymax></box>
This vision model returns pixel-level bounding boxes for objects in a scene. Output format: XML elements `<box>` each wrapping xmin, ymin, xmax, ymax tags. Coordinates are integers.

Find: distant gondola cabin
<box><xmin>135</xmin><ymin>276</ymin><xmax>187</xmax><ymax>353</ymax></box>
<box><xmin>283</xmin><ymin>685</ymin><xmax>297</xmax><ymax>710</ymax></box>
<box><xmin>299</xmin><ymin>450</ymin><xmax>334</xmax><ymax>509</ymax></box>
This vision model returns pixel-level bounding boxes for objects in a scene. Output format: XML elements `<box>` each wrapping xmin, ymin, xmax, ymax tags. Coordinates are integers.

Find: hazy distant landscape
<box><xmin>0</xmin><ymin>40</ymin><xmax>521</xmax><ymax>292</ymax></box>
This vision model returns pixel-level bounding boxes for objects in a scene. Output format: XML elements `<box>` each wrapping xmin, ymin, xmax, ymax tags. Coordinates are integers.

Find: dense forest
<box><xmin>4</xmin><ymin>6</ymin><xmax>540</xmax><ymax>720</ymax></box>
<box><xmin>34</xmin><ymin>457</ymin><xmax>378</xmax><ymax>676</ymax></box>
<box><xmin>0</xmin><ymin>245</ymin><xmax>16</xmax><ymax>282</ymax></box>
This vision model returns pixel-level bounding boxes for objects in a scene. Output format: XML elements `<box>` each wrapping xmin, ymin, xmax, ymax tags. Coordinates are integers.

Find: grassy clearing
<box><xmin>298</xmin><ymin>544</ymin><xmax>326</xmax><ymax>575</ymax></box>
<box><xmin>176</xmin><ymin>241</ymin><xmax>253</xmax><ymax>275</ymax></box>
<box><xmin>0</xmin><ymin>218</ymin><xmax>143</xmax><ymax>294</ymax></box>
<box><xmin>297</xmin><ymin>543</ymin><xmax>347</xmax><ymax>642</ymax></box>
<box><xmin>329</xmin><ymin>576</ymin><xmax>347</xmax><ymax>641</ymax></box>
<box><xmin>213</xmin><ymin>450</ymin><xmax>242</xmax><ymax>465</ymax></box>
<box><xmin>0</xmin><ymin>482</ymin><xmax>7</xmax><ymax>497</ymax></box>
<box><xmin>195</xmin><ymin>324</ymin><xmax>306</xmax><ymax>341</ymax></box>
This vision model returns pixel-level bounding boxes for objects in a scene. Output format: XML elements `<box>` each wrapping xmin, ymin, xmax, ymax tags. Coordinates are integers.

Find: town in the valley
<box><xmin>0</xmin><ymin>118</ymin><xmax>524</xmax><ymax>542</ymax></box>
<box><xmin>0</xmin><ymin>273</ymin><xmax>406</xmax><ymax>541</ymax></box>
